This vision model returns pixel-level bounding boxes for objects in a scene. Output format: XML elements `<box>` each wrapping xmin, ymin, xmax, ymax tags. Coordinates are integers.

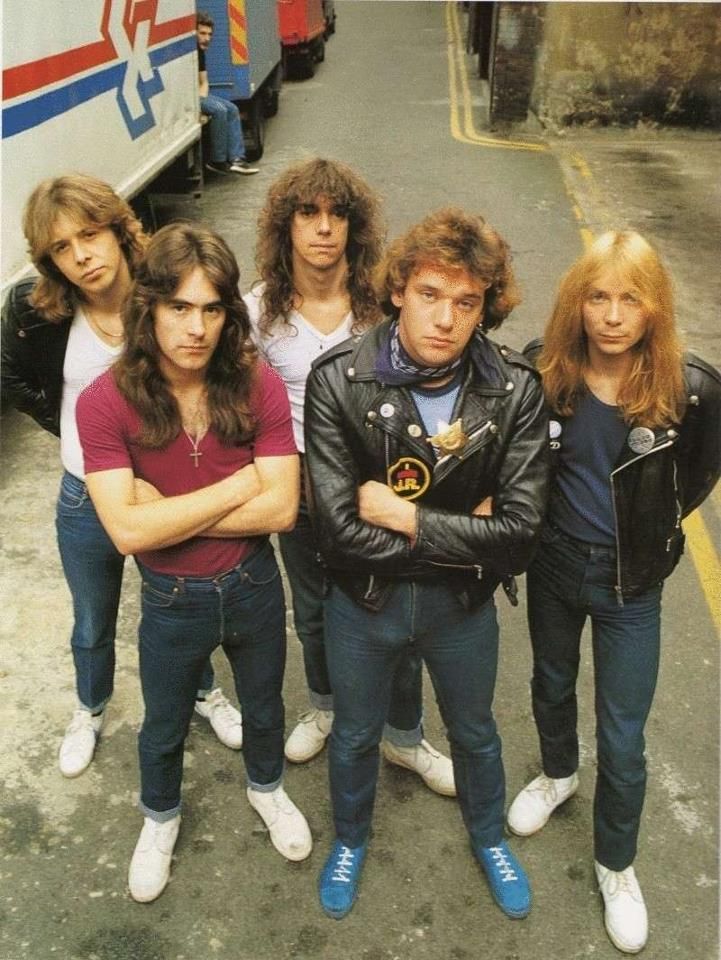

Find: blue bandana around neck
<box><xmin>375</xmin><ymin>320</ymin><xmax>465</xmax><ymax>386</ymax></box>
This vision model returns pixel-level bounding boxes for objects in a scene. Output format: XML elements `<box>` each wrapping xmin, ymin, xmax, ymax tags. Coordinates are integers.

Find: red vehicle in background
<box><xmin>278</xmin><ymin>0</ymin><xmax>326</xmax><ymax>79</ymax></box>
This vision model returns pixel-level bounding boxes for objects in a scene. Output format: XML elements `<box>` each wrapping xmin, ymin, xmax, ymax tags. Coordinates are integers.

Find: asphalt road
<box><xmin>1</xmin><ymin>3</ymin><xmax>718</xmax><ymax>959</ymax></box>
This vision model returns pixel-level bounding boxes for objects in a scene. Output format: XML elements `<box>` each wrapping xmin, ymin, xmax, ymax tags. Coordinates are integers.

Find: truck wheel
<box><xmin>263</xmin><ymin>87</ymin><xmax>280</xmax><ymax>118</ymax></box>
<box><xmin>286</xmin><ymin>49</ymin><xmax>315</xmax><ymax>81</ymax></box>
<box><xmin>312</xmin><ymin>37</ymin><xmax>326</xmax><ymax>63</ymax></box>
<box><xmin>244</xmin><ymin>98</ymin><xmax>265</xmax><ymax>161</ymax></box>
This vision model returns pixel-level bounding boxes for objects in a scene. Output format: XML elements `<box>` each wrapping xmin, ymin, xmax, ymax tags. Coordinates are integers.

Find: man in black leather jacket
<box><xmin>506</xmin><ymin>230</ymin><xmax>721</xmax><ymax>955</ymax></box>
<box><xmin>305</xmin><ymin>208</ymin><xmax>550</xmax><ymax>921</ymax></box>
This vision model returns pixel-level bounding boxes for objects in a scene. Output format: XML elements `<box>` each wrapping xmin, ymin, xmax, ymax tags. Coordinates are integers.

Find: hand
<box><xmin>358</xmin><ymin>480</ymin><xmax>417</xmax><ymax>538</ymax></box>
<box><xmin>134</xmin><ymin>478</ymin><xmax>162</xmax><ymax>503</ymax></box>
<box><xmin>472</xmin><ymin>495</ymin><xmax>493</xmax><ymax>517</ymax></box>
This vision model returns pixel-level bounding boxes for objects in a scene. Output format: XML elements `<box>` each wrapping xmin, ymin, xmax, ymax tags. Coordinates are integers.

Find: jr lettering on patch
<box><xmin>387</xmin><ymin>457</ymin><xmax>431</xmax><ymax>501</ymax></box>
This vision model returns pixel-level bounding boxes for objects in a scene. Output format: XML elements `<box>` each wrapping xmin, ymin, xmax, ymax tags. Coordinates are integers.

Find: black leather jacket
<box><xmin>524</xmin><ymin>339</ymin><xmax>721</xmax><ymax>599</ymax></box>
<box><xmin>1</xmin><ymin>279</ymin><xmax>71</xmax><ymax>436</ymax></box>
<box><xmin>305</xmin><ymin>321</ymin><xmax>551</xmax><ymax>611</ymax></box>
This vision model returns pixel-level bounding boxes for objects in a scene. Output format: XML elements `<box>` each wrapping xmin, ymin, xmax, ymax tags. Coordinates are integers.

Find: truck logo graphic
<box><xmin>2</xmin><ymin>0</ymin><xmax>196</xmax><ymax>141</ymax></box>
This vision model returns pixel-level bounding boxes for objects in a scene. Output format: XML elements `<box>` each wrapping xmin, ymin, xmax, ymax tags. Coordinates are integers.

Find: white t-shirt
<box><xmin>60</xmin><ymin>309</ymin><xmax>123</xmax><ymax>478</ymax></box>
<box><xmin>245</xmin><ymin>285</ymin><xmax>354</xmax><ymax>453</ymax></box>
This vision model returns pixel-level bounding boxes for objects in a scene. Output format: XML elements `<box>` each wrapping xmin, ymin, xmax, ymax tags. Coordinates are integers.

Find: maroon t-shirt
<box><xmin>77</xmin><ymin>362</ymin><xmax>296</xmax><ymax>576</ymax></box>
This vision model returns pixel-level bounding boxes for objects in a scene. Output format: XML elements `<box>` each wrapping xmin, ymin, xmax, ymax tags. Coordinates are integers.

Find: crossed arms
<box><xmin>85</xmin><ymin>455</ymin><xmax>299</xmax><ymax>556</ymax></box>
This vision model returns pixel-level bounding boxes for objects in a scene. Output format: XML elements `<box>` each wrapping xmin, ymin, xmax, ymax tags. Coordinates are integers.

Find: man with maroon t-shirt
<box><xmin>77</xmin><ymin>222</ymin><xmax>310</xmax><ymax>903</ymax></box>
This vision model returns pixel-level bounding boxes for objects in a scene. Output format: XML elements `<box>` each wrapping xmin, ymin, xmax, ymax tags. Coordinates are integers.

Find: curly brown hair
<box><xmin>254</xmin><ymin>157</ymin><xmax>385</xmax><ymax>335</ymax></box>
<box><xmin>22</xmin><ymin>174</ymin><xmax>148</xmax><ymax>322</ymax></box>
<box><xmin>375</xmin><ymin>207</ymin><xmax>521</xmax><ymax>332</ymax></box>
<box><xmin>114</xmin><ymin>221</ymin><xmax>258</xmax><ymax>448</ymax></box>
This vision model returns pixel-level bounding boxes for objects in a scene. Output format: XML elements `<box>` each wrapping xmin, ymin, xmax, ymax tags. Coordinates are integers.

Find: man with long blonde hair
<box><xmin>508</xmin><ymin>230</ymin><xmax>721</xmax><ymax>953</ymax></box>
<box><xmin>1</xmin><ymin>175</ymin><xmax>243</xmax><ymax>778</ymax></box>
<box><xmin>248</xmin><ymin>158</ymin><xmax>454</xmax><ymax>795</ymax></box>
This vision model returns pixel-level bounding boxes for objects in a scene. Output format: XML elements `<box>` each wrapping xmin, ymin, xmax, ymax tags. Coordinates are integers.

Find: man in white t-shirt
<box><xmin>1</xmin><ymin>175</ymin><xmax>242</xmax><ymax>779</ymax></box>
<box><xmin>246</xmin><ymin>157</ymin><xmax>454</xmax><ymax>796</ymax></box>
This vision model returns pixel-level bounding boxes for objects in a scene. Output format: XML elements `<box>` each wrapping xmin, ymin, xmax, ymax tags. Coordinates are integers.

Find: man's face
<box><xmin>391</xmin><ymin>262</ymin><xmax>487</xmax><ymax>367</ymax></box>
<box><xmin>582</xmin><ymin>267</ymin><xmax>647</xmax><ymax>366</ymax></box>
<box><xmin>153</xmin><ymin>266</ymin><xmax>226</xmax><ymax>382</ymax></box>
<box><xmin>197</xmin><ymin>24</ymin><xmax>213</xmax><ymax>51</ymax></box>
<box><xmin>290</xmin><ymin>195</ymin><xmax>349</xmax><ymax>272</ymax></box>
<box><xmin>48</xmin><ymin>213</ymin><xmax>130</xmax><ymax>301</ymax></box>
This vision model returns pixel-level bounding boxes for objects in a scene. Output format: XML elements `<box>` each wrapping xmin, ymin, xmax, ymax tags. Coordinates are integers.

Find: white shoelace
<box><xmin>489</xmin><ymin>846</ymin><xmax>518</xmax><ymax>883</ymax></box>
<box><xmin>601</xmin><ymin>867</ymin><xmax>642</xmax><ymax>902</ymax></box>
<box><xmin>208</xmin><ymin>693</ymin><xmax>239</xmax><ymax>725</ymax></box>
<box><xmin>331</xmin><ymin>846</ymin><xmax>356</xmax><ymax>883</ymax></box>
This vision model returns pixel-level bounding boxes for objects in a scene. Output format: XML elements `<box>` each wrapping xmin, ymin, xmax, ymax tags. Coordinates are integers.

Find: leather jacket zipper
<box><xmin>610</xmin><ymin>438</ymin><xmax>675</xmax><ymax>605</ymax></box>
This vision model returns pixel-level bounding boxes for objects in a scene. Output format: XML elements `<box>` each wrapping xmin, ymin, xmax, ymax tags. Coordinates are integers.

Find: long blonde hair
<box><xmin>22</xmin><ymin>174</ymin><xmax>148</xmax><ymax>322</ymax></box>
<box><xmin>539</xmin><ymin>230</ymin><xmax>685</xmax><ymax>427</ymax></box>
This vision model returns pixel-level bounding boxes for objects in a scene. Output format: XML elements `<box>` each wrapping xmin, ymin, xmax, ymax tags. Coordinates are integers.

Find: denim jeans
<box><xmin>279</xmin><ymin>498</ymin><xmax>423</xmax><ymax>741</ymax></box>
<box><xmin>527</xmin><ymin>526</ymin><xmax>662</xmax><ymax>870</ymax></box>
<box><xmin>137</xmin><ymin>541</ymin><xmax>286</xmax><ymax>820</ymax></box>
<box><xmin>200</xmin><ymin>94</ymin><xmax>245</xmax><ymax>163</ymax></box>
<box><xmin>324</xmin><ymin>581</ymin><xmax>504</xmax><ymax>850</ymax></box>
<box><xmin>55</xmin><ymin>472</ymin><xmax>215</xmax><ymax>713</ymax></box>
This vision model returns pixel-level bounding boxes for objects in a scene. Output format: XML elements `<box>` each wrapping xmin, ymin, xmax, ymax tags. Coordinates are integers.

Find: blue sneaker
<box><xmin>477</xmin><ymin>841</ymin><xmax>531</xmax><ymax>918</ymax></box>
<box><xmin>318</xmin><ymin>840</ymin><xmax>367</xmax><ymax>919</ymax></box>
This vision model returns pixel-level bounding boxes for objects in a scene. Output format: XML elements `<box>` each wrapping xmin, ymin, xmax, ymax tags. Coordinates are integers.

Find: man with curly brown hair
<box><xmin>305</xmin><ymin>207</ymin><xmax>550</xmax><ymax>920</ymax></box>
<box><xmin>246</xmin><ymin>158</ymin><xmax>455</xmax><ymax>797</ymax></box>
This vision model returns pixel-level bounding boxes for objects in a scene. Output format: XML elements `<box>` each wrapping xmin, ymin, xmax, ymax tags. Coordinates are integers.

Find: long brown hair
<box><xmin>374</xmin><ymin>207</ymin><xmax>521</xmax><ymax>332</ymax></box>
<box><xmin>114</xmin><ymin>222</ymin><xmax>257</xmax><ymax>448</ymax></box>
<box><xmin>22</xmin><ymin>174</ymin><xmax>147</xmax><ymax>322</ymax></box>
<box><xmin>540</xmin><ymin>230</ymin><xmax>685</xmax><ymax>428</ymax></box>
<box><xmin>254</xmin><ymin>157</ymin><xmax>384</xmax><ymax>335</ymax></box>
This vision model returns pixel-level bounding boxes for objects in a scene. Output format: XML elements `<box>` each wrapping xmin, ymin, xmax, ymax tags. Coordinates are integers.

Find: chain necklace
<box><xmin>85</xmin><ymin>305</ymin><xmax>124</xmax><ymax>340</ymax></box>
<box><xmin>181</xmin><ymin>393</ymin><xmax>209</xmax><ymax>468</ymax></box>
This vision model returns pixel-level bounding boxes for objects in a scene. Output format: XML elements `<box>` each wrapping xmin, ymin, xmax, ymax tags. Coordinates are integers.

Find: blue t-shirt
<box><xmin>550</xmin><ymin>389</ymin><xmax>628</xmax><ymax>545</ymax></box>
<box><xmin>411</xmin><ymin>372</ymin><xmax>463</xmax><ymax>458</ymax></box>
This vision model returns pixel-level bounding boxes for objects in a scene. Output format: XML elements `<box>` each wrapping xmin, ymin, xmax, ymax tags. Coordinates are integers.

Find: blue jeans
<box><xmin>279</xmin><ymin>499</ymin><xmax>423</xmax><ymax>742</ymax></box>
<box><xmin>200</xmin><ymin>94</ymin><xmax>245</xmax><ymax>163</ymax></box>
<box><xmin>527</xmin><ymin>526</ymin><xmax>662</xmax><ymax>870</ymax></box>
<box><xmin>55</xmin><ymin>472</ymin><xmax>215</xmax><ymax>713</ymax></box>
<box><xmin>325</xmin><ymin>581</ymin><xmax>504</xmax><ymax>850</ymax></box>
<box><xmin>137</xmin><ymin>541</ymin><xmax>286</xmax><ymax>820</ymax></box>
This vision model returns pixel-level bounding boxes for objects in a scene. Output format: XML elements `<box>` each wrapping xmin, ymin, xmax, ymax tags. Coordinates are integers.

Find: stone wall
<box><xmin>531</xmin><ymin>2</ymin><xmax>721</xmax><ymax>128</ymax></box>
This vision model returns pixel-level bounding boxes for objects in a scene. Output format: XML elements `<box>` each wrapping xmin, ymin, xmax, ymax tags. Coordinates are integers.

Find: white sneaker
<box><xmin>246</xmin><ymin>785</ymin><xmax>312</xmax><ymax>861</ymax></box>
<box><xmin>595</xmin><ymin>861</ymin><xmax>648</xmax><ymax>953</ymax></box>
<box><xmin>58</xmin><ymin>708</ymin><xmax>104</xmax><ymax>778</ymax></box>
<box><xmin>128</xmin><ymin>815</ymin><xmax>181</xmax><ymax>903</ymax></box>
<box><xmin>284</xmin><ymin>708</ymin><xmax>333</xmax><ymax>763</ymax></box>
<box><xmin>507</xmin><ymin>771</ymin><xmax>579</xmax><ymax>836</ymax></box>
<box><xmin>380</xmin><ymin>738</ymin><xmax>456</xmax><ymax>797</ymax></box>
<box><xmin>194</xmin><ymin>688</ymin><xmax>243</xmax><ymax>749</ymax></box>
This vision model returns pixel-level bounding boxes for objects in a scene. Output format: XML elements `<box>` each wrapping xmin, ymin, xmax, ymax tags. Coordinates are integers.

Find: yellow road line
<box><xmin>445</xmin><ymin>3</ymin><xmax>547</xmax><ymax>153</ymax></box>
<box><xmin>683</xmin><ymin>509</ymin><xmax>721</xmax><ymax>635</ymax></box>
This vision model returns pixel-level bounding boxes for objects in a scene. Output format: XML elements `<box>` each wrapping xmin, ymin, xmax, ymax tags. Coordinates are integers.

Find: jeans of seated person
<box><xmin>527</xmin><ymin>525</ymin><xmax>662</xmax><ymax>871</ymax></box>
<box><xmin>56</xmin><ymin>471</ymin><xmax>216</xmax><ymax>713</ymax></box>
<box><xmin>325</xmin><ymin>581</ymin><xmax>504</xmax><ymax>850</ymax></box>
<box><xmin>137</xmin><ymin>541</ymin><xmax>286</xmax><ymax>820</ymax></box>
<box><xmin>200</xmin><ymin>94</ymin><xmax>246</xmax><ymax>164</ymax></box>
<box><xmin>279</xmin><ymin>497</ymin><xmax>424</xmax><ymax>740</ymax></box>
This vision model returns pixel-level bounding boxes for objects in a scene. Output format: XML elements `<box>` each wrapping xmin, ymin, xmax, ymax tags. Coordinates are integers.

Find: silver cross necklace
<box><xmin>181</xmin><ymin>393</ymin><xmax>209</xmax><ymax>468</ymax></box>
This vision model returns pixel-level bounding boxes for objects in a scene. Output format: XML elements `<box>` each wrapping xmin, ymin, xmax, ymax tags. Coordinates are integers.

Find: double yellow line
<box><xmin>444</xmin><ymin>1</ymin><xmax>720</xmax><ymax>631</ymax></box>
<box><xmin>445</xmin><ymin>2</ymin><xmax>546</xmax><ymax>153</ymax></box>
